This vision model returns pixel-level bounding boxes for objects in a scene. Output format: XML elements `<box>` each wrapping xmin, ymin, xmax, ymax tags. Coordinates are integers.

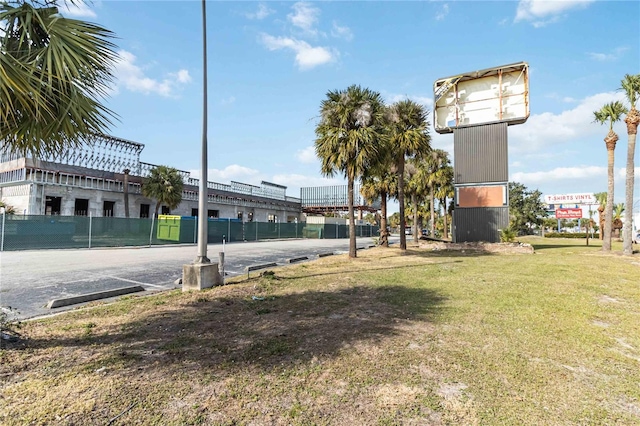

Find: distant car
<box><xmin>421</xmin><ymin>229</ymin><xmax>428</xmax><ymax>236</ymax></box>
<box><xmin>635</xmin><ymin>233</ymin><xmax>640</xmax><ymax>244</ymax></box>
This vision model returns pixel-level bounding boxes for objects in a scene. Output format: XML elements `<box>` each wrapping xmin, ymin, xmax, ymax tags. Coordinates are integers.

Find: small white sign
<box><xmin>544</xmin><ymin>193</ymin><xmax>596</xmax><ymax>205</ymax></box>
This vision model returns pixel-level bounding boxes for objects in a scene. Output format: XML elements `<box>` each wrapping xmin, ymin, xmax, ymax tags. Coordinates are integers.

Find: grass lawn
<box><xmin>1</xmin><ymin>237</ymin><xmax>639</xmax><ymax>425</ymax></box>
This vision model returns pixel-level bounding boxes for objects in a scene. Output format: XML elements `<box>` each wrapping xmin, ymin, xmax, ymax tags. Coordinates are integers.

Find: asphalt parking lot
<box><xmin>0</xmin><ymin>237</ymin><xmax>394</xmax><ymax>319</ymax></box>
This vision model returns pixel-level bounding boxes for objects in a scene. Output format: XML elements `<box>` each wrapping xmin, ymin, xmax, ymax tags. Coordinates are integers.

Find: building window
<box><xmin>74</xmin><ymin>199</ymin><xmax>89</xmax><ymax>216</ymax></box>
<box><xmin>208</xmin><ymin>209</ymin><xmax>218</xmax><ymax>218</ymax></box>
<box><xmin>45</xmin><ymin>196</ymin><xmax>61</xmax><ymax>215</ymax></box>
<box><xmin>140</xmin><ymin>204</ymin><xmax>150</xmax><ymax>218</ymax></box>
<box><xmin>247</xmin><ymin>212</ymin><xmax>254</xmax><ymax>222</ymax></box>
<box><xmin>268</xmin><ymin>214</ymin><xmax>277</xmax><ymax>223</ymax></box>
<box><xmin>161</xmin><ymin>206</ymin><xmax>171</xmax><ymax>215</ymax></box>
<box><xmin>237</xmin><ymin>212</ymin><xmax>243</xmax><ymax>221</ymax></box>
<box><xmin>191</xmin><ymin>208</ymin><xmax>198</xmax><ymax>217</ymax></box>
<box><xmin>103</xmin><ymin>201</ymin><xmax>115</xmax><ymax>217</ymax></box>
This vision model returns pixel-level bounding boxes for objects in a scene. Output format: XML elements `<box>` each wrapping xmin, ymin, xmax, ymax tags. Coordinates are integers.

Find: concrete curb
<box><xmin>317</xmin><ymin>252</ymin><xmax>334</xmax><ymax>258</ymax></box>
<box><xmin>47</xmin><ymin>285</ymin><xmax>145</xmax><ymax>309</ymax></box>
<box><xmin>287</xmin><ymin>256</ymin><xmax>309</xmax><ymax>263</ymax></box>
<box><xmin>246</xmin><ymin>262</ymin><xmax>278</xmax><ymax>272</ymax></box>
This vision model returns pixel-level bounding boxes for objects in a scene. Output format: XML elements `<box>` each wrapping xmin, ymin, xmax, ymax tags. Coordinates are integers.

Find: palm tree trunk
<box><xmin>398</xmin><ymin>157</ymin><xmax>406</xmax><ymax>250</ymax></box>
<box><xmin>623</xmin><ymin>109</ymin><xmax>638</xmax><ymax>255</ymax></box>
<box><xmin>348</xmin><ymin>174</ymin><xmax>357</xmax><ymax>258</ymax></box>
<box><xmin>413</xmin><ymin>193</ymin><xmax>419</xmax><ymax>243</ymax></box>
<box><xmin>429</xmin><ymin>186</ymin><xmax>435</xmax><ymax>237</ymax></box>
<box><xmin>380</xmin><ymin>191</ymin><xmax>389</xmax><ymax>247</ymax></box>
<box><xmin>441</xmin><ymin>198</ymin><xmax>448</xmax><ymax>239</ymax></box>
<box><xmin>154</xmin><ymin>201</ymin><xmax>161</xmax><ymax>219</ymax></box>
<box><xmin>123</xmin><ymin>169</ymin><xmax>130</xmax><ymax>218</ymax></box>
<box><xmin>603</xmin><ymin>132</ymin><xmax>617</xmax><ymax>251</ymax></box>
<box><xmin>598</xmin><ymin>206</ymin><xmax>605</xmax><ymax>240</ymax></box>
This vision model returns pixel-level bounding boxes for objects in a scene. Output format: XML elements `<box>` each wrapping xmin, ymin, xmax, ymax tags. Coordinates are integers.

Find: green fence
<box><xmin>0</xmin><ymin>215</ymin><xmax>379</xmax><ymax>251</ymax></box>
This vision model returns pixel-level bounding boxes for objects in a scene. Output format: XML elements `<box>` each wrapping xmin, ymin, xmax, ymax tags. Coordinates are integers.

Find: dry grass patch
<box><xmin>1</xmin><ymin>240</ymin><xmax>639</xmax><ymax>425</ymax></box>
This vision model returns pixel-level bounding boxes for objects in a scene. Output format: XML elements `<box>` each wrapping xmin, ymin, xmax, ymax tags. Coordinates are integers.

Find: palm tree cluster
<box><xmin>593</xmin><ymin>73</ymin><xmax>640</xmax><ymax>255</ymax></box>
<box><xmin>1</xmin><ymin>0</ymin><xmax>118</xmax><ymax>158</ymax></box>
<box><xmin>315</xmin><ymin>85</ymin><xmax>454</xmax><ymax>257</ymax></box>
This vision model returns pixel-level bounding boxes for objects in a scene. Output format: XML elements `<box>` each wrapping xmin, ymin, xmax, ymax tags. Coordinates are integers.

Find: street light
<box><xmin>195</xmin><ymin>0</ymin><xmax>209</xmax><ymax>264</ymax></box>
<box><xmin>182</xmin><ymin>0</ymin><xmax>221</xmax><ymax>290</ymax></box>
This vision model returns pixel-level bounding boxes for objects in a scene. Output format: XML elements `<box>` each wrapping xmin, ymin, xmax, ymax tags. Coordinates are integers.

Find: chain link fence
<box><xmin>0</xmin><ymin>214</ymin><xmax>379</xmax><ymax>251</ymax></box>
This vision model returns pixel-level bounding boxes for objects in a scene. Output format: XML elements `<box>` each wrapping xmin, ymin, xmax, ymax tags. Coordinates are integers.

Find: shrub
<box><xmin>500</xmin><ymin>227</ymin><xmax>517</xmax><ymax>243</ymax></box>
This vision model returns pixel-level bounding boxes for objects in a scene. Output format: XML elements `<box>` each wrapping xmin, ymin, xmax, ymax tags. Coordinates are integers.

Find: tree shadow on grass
<box><xmin>529</xmin><ymin>243</ymin><xmax>596</xmax><ymax>251</ymax></box>
<box><xmin>14</xmin><ymin>284</ymin><xmax>447</xmax><ymax>373</ymax></box>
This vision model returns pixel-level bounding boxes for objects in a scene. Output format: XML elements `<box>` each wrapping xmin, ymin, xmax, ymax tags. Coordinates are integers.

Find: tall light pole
<box><xmin>195</xmin><ymin>0</ymin><xmax>209</xmax><ymax>264</ymax></box>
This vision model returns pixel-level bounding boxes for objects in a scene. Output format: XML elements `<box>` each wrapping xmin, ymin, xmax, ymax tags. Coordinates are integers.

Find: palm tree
<box><xmin>0</xmin><ymin>1</ymin><xmax>118</xmax><ymax>158</ymax></box>
<box><xmin>594</xmin><ymin>101</ymin><xmax>628</xmax><ymax>251</ymax></box>
<box><xmin>315</xmin><ymin>85</ymin><xmax>386</xmax><ymax>258</ymax></box>
<box><xmin>424</xmin><ymin>149</ymin><xmax>449</xmax><ymax>237</ymax></box>
<box><xmin>434</xmin><ymin>160</ymin><xmax>454</xmax><ymax>240</ymax></box>
<box><xmin>594</xmin><ymin>191</ymin><xmax>607</xmax><ymax>240</ymax></box>
<box><xmin>620</xmin><ymin>74</ymin><xmax>640</xmax><ymax>255</ymax></box>
<box><xmin>404</xmin><ymin>161</ymin><xmax>422</xmax><ymax>243</ymax></box>
<box><xmin>387</xmin><ymin>100</ymin><xmax>431</xmax><ymax>250</ymax></box>
<box><xmin>142</xmin><ymin>166</ymin><xmax>185</xmax><ymax>218</ymax></box>
<box><xmin>613</xmin><ymin>203</ymin><xmax>625</xmax><ymax>238</ymax></box>
<box><xmin>361</xmin><ymin>168</ymin><xmax>395</xmax><ymax>247</ymax></box>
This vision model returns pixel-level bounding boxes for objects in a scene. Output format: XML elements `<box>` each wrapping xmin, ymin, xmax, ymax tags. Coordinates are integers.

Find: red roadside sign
<box><xmin>555</xmin><ymin>208</ymin><xmax>582</xmax><ymax>219</ymax></box>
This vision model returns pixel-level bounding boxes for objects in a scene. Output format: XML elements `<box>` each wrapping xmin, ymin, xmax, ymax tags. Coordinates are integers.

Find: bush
<box><xmin>500</xmin><ymin>227</ymin><xmax>517</xmax><ymax>243</ymax></box>
<box><xmin>544</xmin><ymin>232</ymin><xmax>599</xmax><ymax>239</ymax></box>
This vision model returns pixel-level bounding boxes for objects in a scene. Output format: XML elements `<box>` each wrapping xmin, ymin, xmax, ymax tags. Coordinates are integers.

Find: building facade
<box><xmin>0</xmin><ymin>134</ymin><xmax>303</xmax><ymax>223</ymax></box>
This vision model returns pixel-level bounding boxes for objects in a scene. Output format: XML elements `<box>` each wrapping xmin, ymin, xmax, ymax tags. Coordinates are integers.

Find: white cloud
<box><xmin>386</xmin><ymin>93</ymin><xmax>434</xmax><ymax>109</ymax></box>
<box><xmin>435</xmin><ymin>4</ymin><xmax>450</xmax><ymax>21</ymax></box>
<box><xmin>509</xmin><ymin>91</ymin><xmax>627</xmax><ymax>154</ymax></box>
<box><xmin>587</xmin><ymin>46</ymin><xmax>629</xmax><ymax>62</ymax></box>
<box><xmin>60</xmin><ymin>0</ymin><xmax>96</xmax><ymax>18</ymax></box>
<box><xmin>295</xmin><ymin>146</ymin><xmax>317</xmax><ymax>164</ymax></box>
<box><xmin>190</xmin><ymin>165</ymin><xmax>261</xmax><ymax>184</ymax></box>
<box><xmin>220</xmin><ymin>96</ymin><xmax>236</xmax><ymax>106</ymax></box>
<box><xmin>271</xmin><ymin>173</ymin><xmax>344</xmax><ymax>196</ymax></box>
<box><xmin>114</xmin><ymin>50</ymin><xmax>191</xmax><ymax>97</ymax></box>
<box><xmin>245</xmin><ymin>3</ymin><xmax>274</xmax><ymax>20</ymax></box>
<box><xmin>288</xmin><ymin>2</ymin><xmax>320</xmax><ymax>36</ymax></box>
<box><xmin>514</xmin><ymin>0</ymin><xmax>594</xmax><ymax>26</ymax></box>
<box><xmin>512</xmin><ymin>166</ymin><xmax>606</xmax><ymax>184</ymax></box>
<box><xmin>331</xmin><ymin>21</ymin><xmax>353</xmax><ymax>41</ymax></box>
<box><xmin>172</xmin><ymin>69</ymin><xmax>192</xmax><ymax>84</ymax></box>
<box><xmin>260</xmin><ymin>34</ymin><xmax>336</xmax><ymax>70</ymax></box>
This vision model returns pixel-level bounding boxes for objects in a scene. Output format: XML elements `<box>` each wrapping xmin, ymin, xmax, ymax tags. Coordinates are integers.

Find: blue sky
<box><xmin>62</xmin><ymin>0</ymin><xmax>639</xmax><ymax>213</ymax></box>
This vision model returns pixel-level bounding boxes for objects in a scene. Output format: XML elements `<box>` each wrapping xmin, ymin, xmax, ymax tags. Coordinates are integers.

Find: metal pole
<box><xmin>149</xmin><ymin>215</ymin><xmax>155</xmax><ymax>247</ymax></box>
<box><xmin>88</xmin><ymin>212</ymin><xmax>92</xmax><ymax>249</ymax></box>
<box><xmin>195</xmin><ymin>0</ymin><xmax>210</xmax><ymax>264</ymax></box>
<box><xmin>1</xmin><ymin>209</ymin><xmax>5</xmax><ymax>252</ymax></box>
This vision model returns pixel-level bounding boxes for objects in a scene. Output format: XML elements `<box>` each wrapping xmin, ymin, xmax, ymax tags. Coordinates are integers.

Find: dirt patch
<box><xmin>419</xmin><ymin>240</ymin><xmax>535</xmax><ymax>254</ymax></box>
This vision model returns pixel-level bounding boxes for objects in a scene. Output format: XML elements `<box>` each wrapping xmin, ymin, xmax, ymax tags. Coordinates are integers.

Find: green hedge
<box><xmin>544</xmin><ymin>232</ymin><xmax>599</xmax><ymax>239</ymax></box>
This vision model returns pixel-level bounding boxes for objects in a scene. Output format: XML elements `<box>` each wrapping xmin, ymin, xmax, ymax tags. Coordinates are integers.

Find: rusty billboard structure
<box><xmin>434</xmin><ymin>62</ymin><xmax>530</xmax><ymax>242</ymax></box>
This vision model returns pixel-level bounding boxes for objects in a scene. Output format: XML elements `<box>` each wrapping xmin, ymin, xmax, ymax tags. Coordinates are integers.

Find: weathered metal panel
<box><xmin>434</xmin><ymin>61</ymin><xmax>529</xmax><ymax>134</ymax></box>
<box><xmin>453</xmin><ymin>207</ymin><xmax>509</xmax><ymax>243</ymax></box>
<box><xmin>454</xmin><ymin>123</ymin><xmax>508</xmax><ymax>184</ymax></box>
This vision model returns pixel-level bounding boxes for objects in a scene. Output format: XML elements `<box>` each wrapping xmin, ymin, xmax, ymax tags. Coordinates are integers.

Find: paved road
<box><xmin>1</xmin><ymin>237</ymin><xmax>395</xmax><ymax>320</ymax></box>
